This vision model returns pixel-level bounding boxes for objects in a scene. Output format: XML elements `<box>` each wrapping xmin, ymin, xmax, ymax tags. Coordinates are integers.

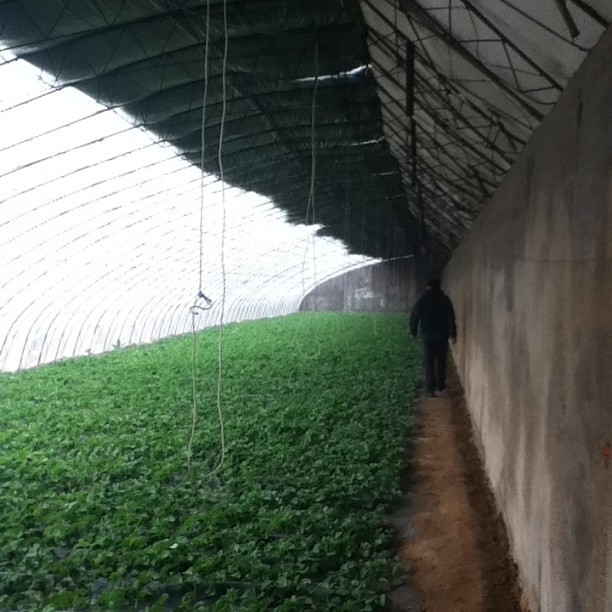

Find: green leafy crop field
<box><xmin>0</xmin><ymin>313</ymin><xmax>420</xmax><ymax>611</ymax></box>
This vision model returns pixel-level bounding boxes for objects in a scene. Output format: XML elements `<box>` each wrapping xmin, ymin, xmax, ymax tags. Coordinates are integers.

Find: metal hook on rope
<box><xmin>190</xmin><ymin>290</ymin><xmax>213</xmax><ymax>316</ymax></box>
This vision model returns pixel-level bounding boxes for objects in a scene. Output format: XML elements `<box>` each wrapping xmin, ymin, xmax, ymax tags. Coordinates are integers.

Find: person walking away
<box><xmin>410</xmin><ymin>278</ymin><xmax>457</xmax><ymax>397</ymax></box>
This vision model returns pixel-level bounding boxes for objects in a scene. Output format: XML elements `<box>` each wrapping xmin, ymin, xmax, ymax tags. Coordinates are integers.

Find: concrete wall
<box><xmin>300</xmin><ymin>258</ymin><xmax>425</xmax><ymax>313</ymax></box>
<box><xmin>444</xmin><ymin>26</ymin><xmax>612</xmax><ymax>612</ymax></box>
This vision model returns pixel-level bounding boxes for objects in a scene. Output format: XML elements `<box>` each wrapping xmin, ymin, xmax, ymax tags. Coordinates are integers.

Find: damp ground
<box><xmin>387</xmin><ymin>361</ymin><xmax>526</xmax><ymax>612</ymax></box>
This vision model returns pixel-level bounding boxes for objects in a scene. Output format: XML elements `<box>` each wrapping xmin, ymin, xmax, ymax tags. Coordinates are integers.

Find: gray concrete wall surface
<box><xmin>300</xmin><ymin>258</ymin><xmax>425</xmax><ymax>313</ymax></box>
<box><xmin>444</xmin><ymin>25</ymin><xmax>612</xmax><ymax>612</ymax></box>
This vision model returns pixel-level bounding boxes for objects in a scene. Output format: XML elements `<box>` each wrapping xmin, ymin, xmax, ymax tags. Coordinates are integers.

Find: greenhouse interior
<box><xmin>1</xmin><ymin>1</ymin><xmax>611</xmax><ymax>610</ymax></box>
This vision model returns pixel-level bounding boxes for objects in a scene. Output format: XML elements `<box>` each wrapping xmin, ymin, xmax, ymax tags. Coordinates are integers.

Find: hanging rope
<box><xmin>197</xmin><ymin>0</ymin><xmax>212</xmax><ymax>295</ymax></box>
<box><xmin>188</xmin><ymin>0</ymin><xmax>213</xmax><ymax>472</ymax></box>
<box><xmin>301</xmin><ymin>43</ymin><xmax>319</xmax><ymax>307</ymax></box>
<box><xmin>343</xmin><ymin>153</ymin><xmax>351</xmax><ymax>313</ymax></box>
<box><xmin>208</xmin><ymin>0</ymin><xmax>230</xmax><ymax>478</ymax></box>
<box><xmin>187</xmin><ymin>0</ymin><xmax>228</xmax><ymax>476</ymax></box>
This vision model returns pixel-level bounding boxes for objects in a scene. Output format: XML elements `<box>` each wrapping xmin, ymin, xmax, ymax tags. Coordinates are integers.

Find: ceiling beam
<box><xmin>396</xmin><ymin>0</ymin><xmax>545</xmax><ymax>122</ymax></box>
<box><xmin>456</xmin><ymin>0</ymin><xmax>563</xmax><ymax>90</ymax></box>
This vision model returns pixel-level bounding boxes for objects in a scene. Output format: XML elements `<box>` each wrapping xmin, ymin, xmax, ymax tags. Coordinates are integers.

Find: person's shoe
<box><xmin>437</xmin><ymin>388</ymin><xmax>448</xmax><ymax>397</ymax></box>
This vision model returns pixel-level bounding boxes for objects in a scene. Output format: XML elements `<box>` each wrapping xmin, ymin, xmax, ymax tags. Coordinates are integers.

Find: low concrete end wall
<box><xmin>300</xmin><ymin>258</ymin><xmax>425</xmax><ymax>313</ymax></box>
<box><xmin>444</xmin><ymin>25</ymin><xmax>612</xmax><ymax>612</ymax></box>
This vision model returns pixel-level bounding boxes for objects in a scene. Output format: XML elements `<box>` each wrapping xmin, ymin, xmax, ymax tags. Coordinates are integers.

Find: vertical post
<box><xmin>405</xmin><ymin>41</ymin><xmax>417</xmax><ymax>187</ymax></box>
<box><xmin>405</xmin><ymin>41</ymin><xmax>427</xmax><ymax>254</ymax></box>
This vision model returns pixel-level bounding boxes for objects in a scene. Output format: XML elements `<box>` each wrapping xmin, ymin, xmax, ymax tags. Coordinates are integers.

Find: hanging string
<box><xmin>310</xmin><ymin>44</ymin><xmax>319</xmax><ymax>311</ymax></box>
<box><xmin>187</xmin><ymin>0</ymin><xmax>228</xmax><ymax>476</ymax></box>
<box><xmin>197</xmin><ymin>0</ymin><xmax>212</xmax><ymax>294</ymax></box>
<box><xmin>343</xmin><ymin>153</ymin><xmax>351</xmax><ymax>313</ymax></box>
<box><xmin>208</xmin><ymin>0</ymin><xmax>230</xmax><ymax>478</ymax></box>
<box><xmin>301</xmin><ymin>43</ymin><xmax>319</xmax><ymax>307</ymax></box>
<box><xmin>188</xmin><ymin>0</ymin><xmax>213</xmax><ymax>472</ymax></box>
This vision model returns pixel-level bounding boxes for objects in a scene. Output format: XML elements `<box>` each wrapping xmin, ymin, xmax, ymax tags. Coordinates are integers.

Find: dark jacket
<box><xmin>409</xmin><ymin>288</ymin><xmax>457</xmax><ymax>342</ymax></box>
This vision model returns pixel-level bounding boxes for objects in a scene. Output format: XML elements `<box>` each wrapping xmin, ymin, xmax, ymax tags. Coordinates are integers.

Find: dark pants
<box><xmin>422</xmin><ymin>341</ymin><xmax>448</xmax><ymax>395</ymax></box>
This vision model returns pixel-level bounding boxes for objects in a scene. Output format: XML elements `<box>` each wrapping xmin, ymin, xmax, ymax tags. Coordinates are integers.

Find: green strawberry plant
<box><xmin>0</xmin><ymin>313</ymin><xmax>420</xmax><ymax>610</ymax></box>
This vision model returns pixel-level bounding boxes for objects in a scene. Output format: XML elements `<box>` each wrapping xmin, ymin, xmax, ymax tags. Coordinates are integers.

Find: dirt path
<box><xmin>389</xmin><ymin>362</ymin><xmax>526</xmax><ymax>612</ymax></box>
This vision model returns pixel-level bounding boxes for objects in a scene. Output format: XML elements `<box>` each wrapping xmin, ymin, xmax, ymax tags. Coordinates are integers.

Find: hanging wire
<box><xmin>198</xmin><ymin>0</ymin><xmax>212</xmax><ymax>294</ymax></box>
<box><xmin>309</xmin><ymin>43</ymin><xmax>319</xmax><ymax>311</ymax></box>
<box><xmin>188</xmin><ymin>0</ymin><xmax>212</xmax><ymax>472</ymax></box>
<box><xmin>343</xmin><ymin>153</ymin><xmax>351</xmax><ymax>313</ymax></box>
<box><xmin>301</xmin><ymin>42</ymin><xmax>319</xmax><ymax>306</ymax></box>
<box><xmin>209</xmin><ymin>0</ymin><xmax>230</xmax><ymax>477</ymax></box>
<box><xmin>187</xmin><ymin>0</ymin><xmax>224</xmax><ymax>474</ymax></box>
<box><xmin>187</xmin><ymin>0</ymin><xmax>229</xmax><ymax>477</ymax></box>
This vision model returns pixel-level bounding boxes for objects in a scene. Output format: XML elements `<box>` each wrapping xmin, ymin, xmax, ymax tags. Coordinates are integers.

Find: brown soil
<box><xmin>388</xmin><ymin>360</ymin><xmax>527</xmax><ymax>612</ymax></box>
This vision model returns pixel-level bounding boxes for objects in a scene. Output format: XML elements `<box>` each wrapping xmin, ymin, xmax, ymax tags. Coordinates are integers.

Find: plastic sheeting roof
<box><xmin>1</xmin><ymin>1</ymin><xmax>609</xmax><ymax>258</ymax></box>
<box><xmin>361</xmin><ymin>0</ymin><xmax>610</xmax><ymax>250</ymax></box>
<box><xmin>1</xmin><ymin>0</ymin><xmax>415</xmax><ymax>260</ymax></box>
<box><xmin>0</xmin><ymin>53</ymin><xmax>374</xmax><ymax>371</ymax></box>
<box><xmin>1</xmin><ymin>0</ymin><xmax>610</xmax><ymax>370</ymax></box>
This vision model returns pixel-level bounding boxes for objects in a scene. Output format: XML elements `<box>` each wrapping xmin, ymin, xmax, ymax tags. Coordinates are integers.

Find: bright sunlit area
<box><xmin>0</xmin><ymin>51</ymin><xmax>375</xmax><ymax>371</ymax></box>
